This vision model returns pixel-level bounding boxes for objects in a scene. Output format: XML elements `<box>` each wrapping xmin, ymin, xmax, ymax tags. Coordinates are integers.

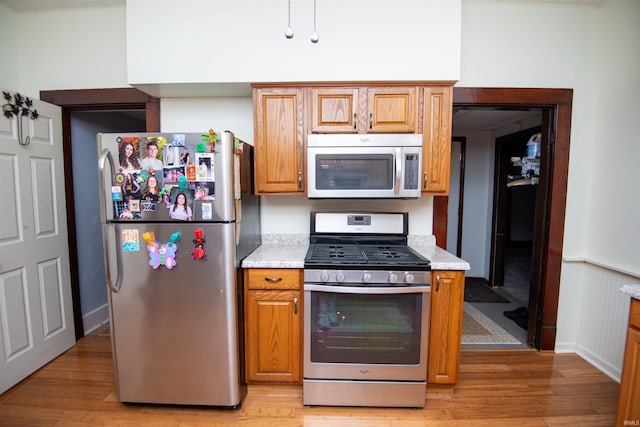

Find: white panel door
<box><xmin>0</xmin><ymin>90</ymin><xmax>75</xmax><ymax>394</ymax></box>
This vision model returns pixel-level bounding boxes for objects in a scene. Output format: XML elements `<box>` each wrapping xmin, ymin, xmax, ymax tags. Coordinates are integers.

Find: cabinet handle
<box><xmin>353</xmin><ymin>113</ymin><xmax>357</xmax><ymax>130</ymax></box>
<box><xmin>436</xmin><ymin>274</ymin><xmax>440</xmax><ymax>292</ymax></box>
<box><xmin>423</xmin><ymin>172</ymin><xmax>428</xmax><ymax>189</ymax></box>
<box><xmin>297</xmin><ymin>171</ymin><xmax>303</xmax><ymax>190</ymax></box>
<box><xmin>369</xmin><ymin>112</ymin><xmax>373</xmax><ymax>130</ymax></box>
<box><xmin>264</xmin><ymin>277</ymin><xmax>283</xmax><ymax>282</ymax></box>
<box><xmin>293</xmin><ymin>297</ymin><xmax>298</xmax><ymax>314</ymax></box>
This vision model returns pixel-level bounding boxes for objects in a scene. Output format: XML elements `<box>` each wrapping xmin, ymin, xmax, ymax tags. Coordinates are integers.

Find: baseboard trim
<box><xmin>82</xmin><ymin>303</ymin><xmax>109</xmax><ymax>336</ymax></box>
<box><xmin>575</xmin><ymin>343</ymin><xmax>621</xmax><ymax>383</ymax></box>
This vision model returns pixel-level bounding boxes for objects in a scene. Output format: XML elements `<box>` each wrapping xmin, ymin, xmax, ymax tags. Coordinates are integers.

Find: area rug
<box><xmin>462</xmin><ymin>303</ymin><xmax>521</xmax><ymax>345</ymax></box>
<box><xmin>464</xmin><ymin>278</ymin><xmax>510</xmax><ymax>303</ymax></box>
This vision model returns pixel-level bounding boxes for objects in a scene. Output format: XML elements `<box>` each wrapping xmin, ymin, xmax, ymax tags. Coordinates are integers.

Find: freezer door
<box><xmin>105</xmin><ymin>222</ymin><xmax>244</xmax><ymax>406</ymax></box>
<box><xmin>97</xmin><ymin>131</ymin><xmax>237</xmax><ymax>223</ymax></box>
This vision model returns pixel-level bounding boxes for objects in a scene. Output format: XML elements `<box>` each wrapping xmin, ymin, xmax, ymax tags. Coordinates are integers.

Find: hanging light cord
<box><xmin>310</xmin><ymin>0</ymin><xmax>319</xmax><ymax>43</ymax></box>
<box><xmin>285</xmin><ymin>0</ymin><xmax>294</xmax><ymax>39</ymax></box>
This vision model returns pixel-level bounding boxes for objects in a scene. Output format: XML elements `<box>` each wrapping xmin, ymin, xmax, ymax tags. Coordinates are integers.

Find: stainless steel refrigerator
<box><xmin>97</xmin><ymin>130</ymin><xmax>260</xmax><ymax>407</ymax></box>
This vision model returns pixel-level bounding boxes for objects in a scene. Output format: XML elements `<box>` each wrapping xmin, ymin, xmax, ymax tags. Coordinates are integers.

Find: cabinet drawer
<box><xmin>247</xmin><ymin>269</ymin><xmax>301</xmax><ymax>290</ymax></box>
<box><xmin>630</xmin><ymin>298</ymin><xmax>640</xmax><ymax>329</ymax></box>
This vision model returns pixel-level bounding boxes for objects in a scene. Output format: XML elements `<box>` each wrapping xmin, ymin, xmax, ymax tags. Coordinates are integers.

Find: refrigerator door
<box><xmin>97</xmin><ymin>131</ymin><xmax>236</xmax><ymax>223</ymax></box>
<box><xmin>105</xmin><ymin>222</ymin><xmax>244</xmax><ymax>406</ymax></box>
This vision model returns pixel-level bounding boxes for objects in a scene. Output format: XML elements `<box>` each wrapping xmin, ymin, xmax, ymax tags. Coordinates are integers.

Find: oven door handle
<box><xmin>304</xmin><ymin>284</ymin><xmax>430</xmax><ymax>294</ymax></box>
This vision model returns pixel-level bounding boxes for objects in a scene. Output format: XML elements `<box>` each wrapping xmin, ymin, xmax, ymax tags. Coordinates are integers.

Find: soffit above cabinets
<box><xmin>125</xmin><ymin>0</ymin><xmax>462</xmax><ymax>98</ymax></box>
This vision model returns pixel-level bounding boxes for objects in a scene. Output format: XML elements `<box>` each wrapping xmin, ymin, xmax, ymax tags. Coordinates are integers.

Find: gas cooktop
<box><xmin>304</xmin><ymin>242</ymin><xmax>430</xmax><ymax>270</ymax></box>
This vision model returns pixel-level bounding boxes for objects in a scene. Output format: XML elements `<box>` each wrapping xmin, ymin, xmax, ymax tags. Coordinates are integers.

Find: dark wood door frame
<box><xmin>490</xmin><ymin>124</ymin><xmax>542</xmax><ymax>288</ymax></box>
<box><xmin>452</xmin><ymin>137</ymin><xmax>466</xmax><ymax>258</ymax></box>
<box><xmin>435</xmin><ymin>87</ymin><xmax>572</xmax><ymax>351</ymax></box>
<box><xmin>40</xmin><ymin>88</ymin><xmax>160</xmax><ymax>340</ymax></box>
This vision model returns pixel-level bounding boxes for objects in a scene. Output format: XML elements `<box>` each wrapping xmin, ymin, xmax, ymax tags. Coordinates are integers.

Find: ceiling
<box><xmin>0</xmin><ymin>0</ymin><xmax>606</xmax><ymax>12</ymax></box>
<box><xmin>0</xmin><ymin>0</ymin><xmax>123</xmax><ymax>11</ymax></box>
<box><xmin>452</xmin><ymin>109</ymin><xmax>541</xmax><ymax>133</ymax></box>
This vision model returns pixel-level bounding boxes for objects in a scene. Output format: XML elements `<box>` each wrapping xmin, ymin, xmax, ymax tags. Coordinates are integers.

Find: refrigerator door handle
<box><xmin>98</xmin><ymin>149</ymin><xmax>122</xmax><ymax>293</ymax></box>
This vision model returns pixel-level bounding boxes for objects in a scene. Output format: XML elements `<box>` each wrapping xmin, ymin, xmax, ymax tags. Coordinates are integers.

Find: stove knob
<box><xmin>404</xmin><ymin>273</ymin><xmax>415</xmax><ymax>284</ymax></box>
<box><xmin>320</xmin><ymin>271</ymin><xmax>330</xmax><ymax>282</ymax></box>
<box><xmin>389</xmin><ymin>273</ymin><xmax>399</xmax><ymax>283</ymax></box>
<box><xmin>362</xmin><ymin>272</ymin><xmax>372</xmax><ymax>283</ymax></box>
<box><xmin>336</xmin><ymin>272</ymin><xmax>345</xmax><ymax>283</ymax></box>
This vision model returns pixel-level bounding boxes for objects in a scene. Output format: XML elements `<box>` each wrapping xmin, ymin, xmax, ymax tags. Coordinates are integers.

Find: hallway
<box><xmin>463</xmin><ymin>244</ymin><xmax>531</xmax><ymax>349</ymax></box>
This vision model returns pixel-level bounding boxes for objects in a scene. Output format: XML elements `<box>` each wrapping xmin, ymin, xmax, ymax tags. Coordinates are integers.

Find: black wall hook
<box><xmin>2</xmin><ymin>91</ymin><xmax>39</xmax><ymax>146</ymax></box>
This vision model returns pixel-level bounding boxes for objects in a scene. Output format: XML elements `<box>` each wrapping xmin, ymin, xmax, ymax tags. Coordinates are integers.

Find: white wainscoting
<box><xmin>556</xmin><ymin>259</ymin><xmax>639</xmax><ymax>382</ymax></box>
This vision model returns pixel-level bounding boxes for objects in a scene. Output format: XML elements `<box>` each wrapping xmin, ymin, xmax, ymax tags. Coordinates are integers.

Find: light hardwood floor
<box><xmin>0</xmin><ymin>330</ymin><xmax>620</xmax><ymax>426</ymax></box>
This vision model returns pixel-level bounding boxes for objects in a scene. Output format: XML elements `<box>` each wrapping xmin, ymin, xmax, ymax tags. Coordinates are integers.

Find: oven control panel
<box><xmin>305</xmin><ymin>269</ymin><xmax>430</xmax><ymax>286</ymax></box>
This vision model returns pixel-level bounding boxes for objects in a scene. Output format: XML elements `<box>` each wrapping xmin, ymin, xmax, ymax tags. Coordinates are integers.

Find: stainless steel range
<box><xmin>303</xmin><ymin>212</ymin><xmax>431</xmax><ymax>408</ymax></box>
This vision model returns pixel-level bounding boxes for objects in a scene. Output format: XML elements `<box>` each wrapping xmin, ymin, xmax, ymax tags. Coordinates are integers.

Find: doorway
<box><xmin>40</xmin><ymin>88</ymin><xmax>160</xmax><ymax>339</ymax></box>
<box><xmin>437</xmin><ymin>87</ymin><xmax>573</xmax><ymax>351</ymax></box>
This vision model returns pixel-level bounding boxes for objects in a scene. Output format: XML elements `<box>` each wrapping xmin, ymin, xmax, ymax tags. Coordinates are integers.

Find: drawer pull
<box><xmin>294</xmin><ymin>297</ymin><xmax>298</xmax><ymax>314</ymax></box>
<box><xmin>264</xmin><ymin>277</ymin><xmax>283</xmax><ymax>282</ymax></box>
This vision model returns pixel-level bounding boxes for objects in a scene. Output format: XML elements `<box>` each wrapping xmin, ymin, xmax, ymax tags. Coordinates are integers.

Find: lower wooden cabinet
<box><xmin>616</xmin><ymin>298</ymin><xmax>640</xmax><ymax>425</ymax></box>
<box><xmin>428</xmin><ymin>270</ymin><xmax>465</xmax><ymax>384</ymax></box>
<box><xmin>244</xmin><ymin>268</ymin><xmax>302</xmax><ymax>383</ymax></box>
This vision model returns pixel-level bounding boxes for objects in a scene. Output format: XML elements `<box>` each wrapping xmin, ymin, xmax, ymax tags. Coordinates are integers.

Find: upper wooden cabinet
<box><xmin>310</xmin><ymin>87</ymin><xmax>358</xmax><ymax>133</ymax></box>
<box><xmin>253</xmin><ymin>82</ymin><xmax>454</xmax><ymax>196</ymax></box>
<box><xmin>253</xmin><ymin>87</ymin><xmax>305</xmax><ymax>194</ymax></box>
<box><xmin>310</xmin><ymin>86</ymin><xmax>418</xmax><ymax>134</ymax></box>
<box><xmin>421</xmin><ymin>85</ymin><xmax>452</xmax><ymax>195</ymax></box>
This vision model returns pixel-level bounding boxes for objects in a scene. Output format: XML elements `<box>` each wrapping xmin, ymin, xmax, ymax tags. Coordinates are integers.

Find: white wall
<box><xmin>586</xmin><ymin>0</ymin><xmax>640</xmax><ymax>276</ymax></box>
<box><xmin>126</xmin><ymin>0</ymin><xmax>461</xmax><ymax>95</ymax></box>
<box><xmin>10</xmin><ymin>5</ymin><xmax>128</xmax><ymax>98</ymax></box>
<box><xmin>161</xmin><ymin>97</ymin><xmax>254</xmax><ymax>142</ymax></box>
<box><xmin>453</xmin><ymin>130</ymin><xmax>494</xmax><ymax>278</ymax></box>
<box><xmin>0</xmin><ymin>3</ymin><xmax>19</xmax><ymax>90</ymax></box>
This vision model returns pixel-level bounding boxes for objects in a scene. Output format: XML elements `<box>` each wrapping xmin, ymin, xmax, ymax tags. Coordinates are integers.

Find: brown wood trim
<box><xmin>433</xmin><ymin>196</ymin><xmax>448</xmax><ymax>249</ymax></box>
<box><xmin>539</xmin><ymin>101</ymin><xmax>572</xmax><ymax>350</ymax></box>
<box><xmin>453</xmin><ymin>137</ymin><xmax>466</xmax><ymax>258</ymax></box>
<box><xmin>452</xmin><ymin>87</ymin><xmax>573</xmax><ymax>351</ymax></box>
<box><xmin>453</xmin><ymin>87</ymin><xmax>573</xmax><ymax>106</ymax></box>
<box><xmin>40</xmin><ymin>87</ymin><xmax>160</xmax><ymax>340</ymax></box>
<box><xmin>41</xmin><ymin>88</ymin><xmax>157</xmax><ymax>106</ymax></box>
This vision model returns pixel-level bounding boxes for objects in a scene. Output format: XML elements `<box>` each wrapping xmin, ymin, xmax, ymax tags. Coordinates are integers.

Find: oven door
<box><xmin>303</xmin><ymin>284</ymin><xmax>430</xmax><ymax>381</ymax></box>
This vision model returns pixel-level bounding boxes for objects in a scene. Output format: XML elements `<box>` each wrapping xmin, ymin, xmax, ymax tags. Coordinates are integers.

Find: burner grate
<box><xmin>306</xmin><ymin>244</ymin><xmax>365</xmax><ymax>264</ymax></box>
<box><xmin>361</xmin><ymin>245</ymin><xmax>422</xmax><ymax>264</ymax></box>
<box><xmin>305</xmin><ymin>243</ymin><xmax>429</xmax><ymax>268</ymax></box>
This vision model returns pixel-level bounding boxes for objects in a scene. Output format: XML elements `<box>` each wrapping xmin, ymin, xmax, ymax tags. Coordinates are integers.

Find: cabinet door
<box><xmin>616</xmin><ymin>301</ymin><xmax>640</xmax><ymax>424</ymax></box>
<box><xmin>245</xmin><ymin>289</ymin><xmax>301</xmax><ymax>383</ymax></box>
<box><xmin>253</xmin><ymin>87</ymin><xmax>305</xmax><ymax>194</ymax></box>
<box><xmin>422</xmin><ymin>86</ymin><xmax>452</xmax><ymax>194</ymax></box>
<box><xmin>428</xmin><ymin>270</ymin><xmax>464</xmax><ymax>384</ymax></box>
<box><xmin>367</xmin><ymin>87</ymin><xmax>417</xmax><ymax>133</ymax></box>
<box><xmin>310</xmin><ymin>88</ymin><xmax>359</xmax><ymax>133</ymax></box>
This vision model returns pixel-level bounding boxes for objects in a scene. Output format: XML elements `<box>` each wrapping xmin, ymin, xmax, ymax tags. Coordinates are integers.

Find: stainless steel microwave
<box><xmin>307</xmin><ymin>133</ymin><xmax>423</xmax><ymax>198</ymax></box>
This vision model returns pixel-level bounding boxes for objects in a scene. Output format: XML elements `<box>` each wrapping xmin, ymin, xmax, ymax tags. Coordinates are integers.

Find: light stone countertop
<box><xmin>241</xmin><ymin>234</ymin><xmax>309</xmax><ymax>269</ymax></box>
<box><xmin>621</xmin><ymin>284</ymin><xmax>640</xmax><ymax>301</ymax></box>
<box><xmin>241</xmin><ymin>234</ymin><xmax>470</xmax><ymax>271</ymax></box>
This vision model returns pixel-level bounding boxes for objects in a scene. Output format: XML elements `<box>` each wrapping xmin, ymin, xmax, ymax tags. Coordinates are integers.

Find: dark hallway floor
<box><xmin>463</xmin><ymin>244</ymin><xmax>532</xmax><ymax>349</ymax></box>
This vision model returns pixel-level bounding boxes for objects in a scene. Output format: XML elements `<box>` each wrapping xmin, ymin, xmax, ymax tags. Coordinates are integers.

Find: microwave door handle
<box><xmin>394</xmin><ymin>148</ymin><xmax>402</xmax><ymax>195</ymax></box>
